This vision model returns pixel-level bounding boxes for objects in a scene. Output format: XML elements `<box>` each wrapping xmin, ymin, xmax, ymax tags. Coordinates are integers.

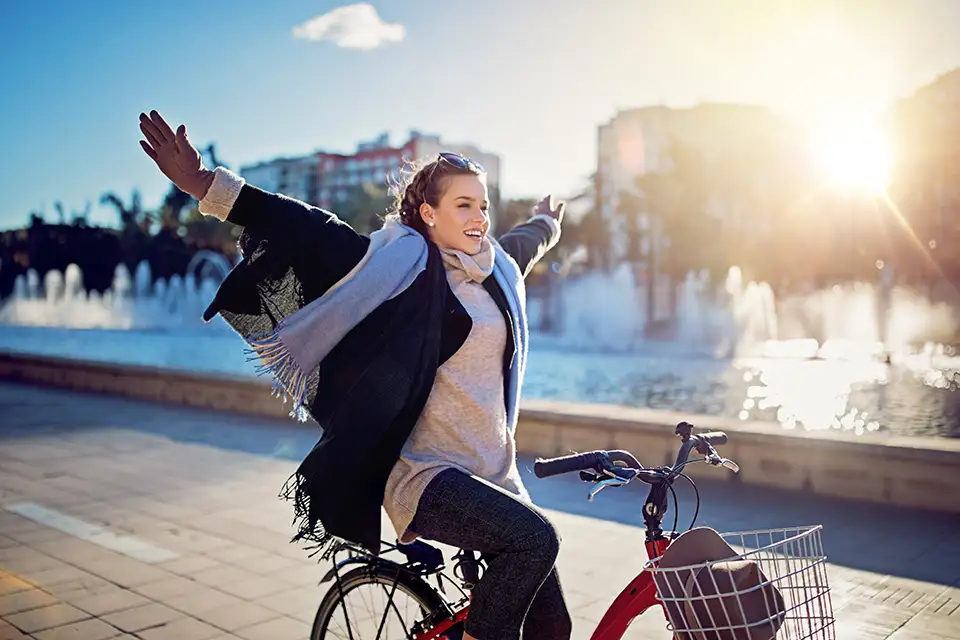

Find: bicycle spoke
<box><xmin>322</xmin><ymin>582</ymin><xmax>428</xmax><ymax>639</ymax></box>
<box><xmin>376</xmin><ymin>581</ymin><xmax>416</xmax><ymax>640</ymax></box>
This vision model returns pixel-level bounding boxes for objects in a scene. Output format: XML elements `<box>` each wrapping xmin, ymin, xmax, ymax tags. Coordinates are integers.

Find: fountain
<box><xmin>0</xmin><ymin>255</ymin><xmax>232</xmax><ymax>330</ymax></box>
<box><xmin>529</xmin><ymin>261</ymin><xmax>960</xmax><ymax>360</ymax></box>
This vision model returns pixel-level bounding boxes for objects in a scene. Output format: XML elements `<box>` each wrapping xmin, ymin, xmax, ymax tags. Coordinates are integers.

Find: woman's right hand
<box><xmin>138</xmin><ymin>110</ymin><xmax>214</xmax><ymax>200</ymax></box>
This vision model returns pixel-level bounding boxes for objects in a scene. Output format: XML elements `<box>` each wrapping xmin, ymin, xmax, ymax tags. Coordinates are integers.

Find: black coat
<box><xmin>204</xmin><ymin>184</ymin><xmax>560</xmax><ymax>552</ymax></box>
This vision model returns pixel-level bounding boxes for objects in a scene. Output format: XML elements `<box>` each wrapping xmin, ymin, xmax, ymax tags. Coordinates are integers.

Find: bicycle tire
<box><xmin>311</xmin><ymin>563</ymin><xmax>457</xmax><ymax>639</ymax></box>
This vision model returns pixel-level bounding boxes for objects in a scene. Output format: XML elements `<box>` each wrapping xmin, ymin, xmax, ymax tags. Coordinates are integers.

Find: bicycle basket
<box><xmin>644</xmin><ymin>525</ymin><xmax>835</xmax><ymax>640</ymax></box>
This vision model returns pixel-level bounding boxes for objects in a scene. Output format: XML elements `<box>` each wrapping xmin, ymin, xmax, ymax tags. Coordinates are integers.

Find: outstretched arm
<box><xmin>497</xmin><ymin>195</ymin><xmax>564</xmax><ymax>278</ymax></box>
<box><xmin>138</xmin><ymin>110</ymin><xmax>368</xmax><ymax>278</ymax></box>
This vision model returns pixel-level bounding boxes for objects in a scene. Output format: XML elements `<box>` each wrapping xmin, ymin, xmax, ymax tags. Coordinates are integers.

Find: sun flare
<box><xmin>809</xmin><ymin>121</ymin><xmax>892</xmax><ymax>194</ymax></box>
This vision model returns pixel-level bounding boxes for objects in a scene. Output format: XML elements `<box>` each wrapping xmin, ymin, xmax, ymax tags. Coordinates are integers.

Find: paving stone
<box><xmin>156</xmin><ymin>555</ymin><xmax>222</xmax><ymax>577</ymax></box>
<box><xmin>2</xmin><ymin>602</ymin><xmax>90</xmax><ymax>634</ymax></box>
<box><xmin>30</xmin><ymin>617</ymin><xmax>121</xmax><ymax>640</ymax></box>
<box><xmin>191</xmin><ymin>601</ymin><xmax>281</xmax><ymax>633</ymax></box>
<box><xmin>233</xmin><ymin>616</ymin><xmax>310</xmax><ymax>640</ymax></box>
<box><xmin>136</xmin><ymin>616</ymin><xmax>222</xmax><ymax>640</ymax></box>
<box><xmin>130</xmin><ymin>576</ymin><xmax>205</xmax><ymax>601</ymax></box>
<box><xmin>0</xmin><ymin>588</ymin><xmax>58</xmax><ymax>616</ymax></box>
<box><xmin>0</xmin><ymin>575</ymin><xmax>34</xmax><ymax>598</ymax></box>
<box><xmin>232</xmin><ymin>553</ymin><xmax>298</xmax><ymax>576</ymax></box>
<box><xmin>161</xmin><ymin>587</ymin><xmax>244</xmax><ymax>617</ymax></box>
<box><xmin>0</xmin><ymin>619</ymin><xmax>30</xmax><ymax>639</ymax></box>
<box><xmin>257</xmin><ymin>588</ymin><xmax>321</xmax><ymax>624</ymax></box>
<box><xmin>99</xmin><ymin>602</ymin><xmax>182</xmax><ymax>633</ymax></box>
<box><xmin>67</xmin><ymin>588</ymin><xmax>152</xmax><ymax>617</ymax></box>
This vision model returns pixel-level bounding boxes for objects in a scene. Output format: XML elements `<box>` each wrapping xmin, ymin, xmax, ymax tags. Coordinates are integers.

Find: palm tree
<box><xmin>100</xmin><ymin>190</ymin><xmax>150</xmax><ymax>233</ymax></box>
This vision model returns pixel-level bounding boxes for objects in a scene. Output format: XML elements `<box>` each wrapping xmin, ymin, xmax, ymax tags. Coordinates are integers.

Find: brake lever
<box><xmin>588</xmin><ymin>477</ymin><xmax>627</xmax><ymax>502</ymax></box>
<box><xmin>719</xmin><ymin>458</ymin><xmax>740</xmax><ymax>473</ymax></box>
<box><xmin>706</xmin><ymin>453</ymin><xmax>740</xmax><ymax>474</ymax></box>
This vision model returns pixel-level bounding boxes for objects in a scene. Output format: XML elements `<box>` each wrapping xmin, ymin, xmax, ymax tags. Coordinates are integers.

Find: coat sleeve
<box><xmin>495</xmin><ymin>214</ymin><xmax>562</xmax><ymax>278</ymax></box>
<box><xmin>198</xmin><ymin>166</ymin><xmax>370</xmax><ymax>283</ymax></box>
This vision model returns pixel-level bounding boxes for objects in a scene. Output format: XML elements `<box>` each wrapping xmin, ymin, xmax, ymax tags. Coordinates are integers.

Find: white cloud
<box><xmin>292</xmin><ymin>3</ymin><xmax>405</xmax><ymax>51</ymax></box>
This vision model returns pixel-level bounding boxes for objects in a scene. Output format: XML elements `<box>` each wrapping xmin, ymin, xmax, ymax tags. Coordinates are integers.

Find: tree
<box><xmin>634</xmin><ymin>139</ymin><xmax>714</xmax><ymax>280</ymax></box>
<box><xmin>561</xmin><ymin>173</ymin><xmax>610</xmax><ymax>270</ymax></box>
<box><xmin>100</xmin><ymin>189</ymin><xmax>152</xmax><ymax>271</ymax></box>
<box><xmin>495</xmin><ymin>198</ymin><xmax>537</xmax><ymax>237</ymax></box>
<box><xmin>71</xmin><ymin>202</ymin><xmax>92</xmax><ymax>228</ymax></box>
<box><xmin>100</xmin><ymin>189</ymin><xmax>150</xmax><ymax>233</ymax></box>
<box><xmin>332</xmin><ymin>183</ymin><xmax>393</xmax><ymax>235</ymax></box>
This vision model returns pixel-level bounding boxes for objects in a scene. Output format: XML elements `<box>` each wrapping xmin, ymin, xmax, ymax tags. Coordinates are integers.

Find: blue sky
<box><xmin>2</xmin><ymin>0</ymin><xmax>960</xmax><ymax>229</ymax></box>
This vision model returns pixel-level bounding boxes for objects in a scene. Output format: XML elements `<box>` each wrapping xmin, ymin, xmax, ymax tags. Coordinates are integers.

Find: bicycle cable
<box><xmin>667</xmin><ymin>482</ymin><xmax>679</xmax><ymax>535</ymax></box>
<box><xmin>677</xmin><ymin>472</ymin><xmax>700</xmax><ymax>531</ymax></box>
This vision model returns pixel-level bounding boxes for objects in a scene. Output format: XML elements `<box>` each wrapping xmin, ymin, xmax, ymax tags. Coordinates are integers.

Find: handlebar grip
<box><xmin>534</xmin><ymin>451</ymin><xmax>605</xmax><ymax>478</ymax></box>
<box><xmin>697</xmin><ymin>432</ymin><xmax>728</xmax><ymax>446</ymax></box>
<box><xmin>605</xmin><ymin>449</ymin><xmax>643</xmax><ymax>469</ymax></box>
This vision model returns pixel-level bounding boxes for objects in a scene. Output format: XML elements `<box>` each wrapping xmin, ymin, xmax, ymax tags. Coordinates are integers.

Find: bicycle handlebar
<box><xmin>533</xmin><ymin>425</ymin><xmax>728</xmax><ymax>481</ymax></box>
<box><xmin>695</xmin><ymin>431</ymin><xmax>728</xmax><ymax>449</ymax></box>
<box><xmin>533</xmin><ymin>449</ymin><xmax>641</xmax><ymax>479</ymax></box>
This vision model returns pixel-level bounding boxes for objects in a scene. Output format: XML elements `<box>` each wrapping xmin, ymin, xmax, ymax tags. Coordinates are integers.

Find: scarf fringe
<box><xmin>279</xmin><ymin>471</ymin><xmax>340</xmax><ymax>561</ymax></box>
<box><xmin>244</xmin><ymin>328</ymin><xmax>310</xmax><ymax>423</ymax></box>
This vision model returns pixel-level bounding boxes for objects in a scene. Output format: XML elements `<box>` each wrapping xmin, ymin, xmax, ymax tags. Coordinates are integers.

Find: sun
<box><xmin>809</xmin><ymin>121</ymin><xmax>892</xmax><ymax>194</ymax></box>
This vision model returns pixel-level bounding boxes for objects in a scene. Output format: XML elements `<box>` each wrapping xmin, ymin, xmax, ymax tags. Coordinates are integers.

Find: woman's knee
<box><xmin>515</xmin><ymin>509</ymin><xmax>561</xmax><ymax>565</ymax></box>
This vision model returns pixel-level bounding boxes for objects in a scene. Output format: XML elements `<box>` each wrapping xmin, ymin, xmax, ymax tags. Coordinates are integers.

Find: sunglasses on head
<box><xmin>437</xmin><ymin>151</ymin><xmax>484</xmax><ymax>173</ymax></box>
<box><xmin>425</xmin><ymin>152</ymin><xmax>484</xmax><ymax>184</ymax></box>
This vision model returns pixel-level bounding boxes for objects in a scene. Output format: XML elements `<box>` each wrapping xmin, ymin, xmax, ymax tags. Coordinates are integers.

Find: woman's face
<box><xmin>420</xmin><ymin>174</ymin><xmax>490</xmax><ymax>255</ymax></box>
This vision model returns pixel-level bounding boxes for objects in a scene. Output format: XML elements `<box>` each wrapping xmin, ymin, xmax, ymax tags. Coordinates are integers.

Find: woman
<box><xmin>138</xmin><ymin>110</ymin><xmax>572</xmax><ymax>640</ymax></box>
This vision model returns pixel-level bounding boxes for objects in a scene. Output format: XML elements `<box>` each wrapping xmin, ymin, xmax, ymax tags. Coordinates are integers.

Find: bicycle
<box><xmin>309</xmin><ymin>421</ymin><xmax>835</xmax><ymax>639</ymax></box>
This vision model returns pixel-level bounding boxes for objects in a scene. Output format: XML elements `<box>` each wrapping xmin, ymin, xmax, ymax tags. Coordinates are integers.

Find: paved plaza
<box><xmin>0</xmin><ymin>381</ymin><xmax>958</xmax><ymax>639</ymax></box>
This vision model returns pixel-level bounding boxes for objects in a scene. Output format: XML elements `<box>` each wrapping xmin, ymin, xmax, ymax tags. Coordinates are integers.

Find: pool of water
<box><xmin>1</xmin><ymin>325</ymin><xmax>957</xmax><ymax>438</ymax></box>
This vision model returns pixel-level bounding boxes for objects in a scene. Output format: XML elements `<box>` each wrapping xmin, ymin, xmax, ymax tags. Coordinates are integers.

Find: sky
<box><xmin>2</xmin><ymin>0</ymin><xmax>960</xmax><ymax>230</ymax></box>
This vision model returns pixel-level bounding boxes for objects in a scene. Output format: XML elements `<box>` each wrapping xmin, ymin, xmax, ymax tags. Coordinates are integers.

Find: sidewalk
<box><xmin>1</xmin><ymin>381</ymin><xmax>958</xmax><ymax>639</ymax></box>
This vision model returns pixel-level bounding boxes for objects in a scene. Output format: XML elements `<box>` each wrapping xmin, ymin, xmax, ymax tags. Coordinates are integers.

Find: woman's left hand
<box><xmin>533</xmin><ymin>195</ymin><xmax>565</xmax><ymax>223</ymax></box>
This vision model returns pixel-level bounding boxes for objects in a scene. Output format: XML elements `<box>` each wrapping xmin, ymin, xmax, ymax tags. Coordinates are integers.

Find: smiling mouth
<box><xmin>464</xmin><ymin>230</ymin><xmax>485</xmax><ymax>240</ymax></box>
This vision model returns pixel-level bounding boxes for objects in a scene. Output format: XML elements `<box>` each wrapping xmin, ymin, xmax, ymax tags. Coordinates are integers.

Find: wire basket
<box><xmin>645</xmin><ymin>526</ymin><xmax>835</xmax><ymax>640</ymax></box>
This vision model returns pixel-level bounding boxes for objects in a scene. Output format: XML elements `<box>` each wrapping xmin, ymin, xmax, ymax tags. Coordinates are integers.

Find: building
<box><xmin>240</xmin><ymin>131</ymin><xmax>502</xmax><ymax>215</ymax></box>
<box><xmin>595</xmin><ymin>103</ymin><xmax>800</xmax><ymax>263</ymax></box>
<box><xmin>241</xmin><ymin>156</ymin><xmax>319</xmax><ymax>205</ymax></box>
<box><xmin>888</xmin><ymin>67</ymin><xmax>960</xmax><ymax>274</ymax></box>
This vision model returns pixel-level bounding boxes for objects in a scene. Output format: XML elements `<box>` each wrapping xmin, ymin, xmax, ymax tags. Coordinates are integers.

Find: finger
<box><xmin>533</xmin><ymin>195</ymin><xmax>548</xmax><ymax>213</ymax></box>
<box><xmin>139</xmin><ymin>140</ymin><xmax>158</xmax><ymax>160</ymax></box>
<box><xmin>149</xmin><ymin>110</ymin><xmax>175</xmax><ymax>142</ymax></box>
<box><xmin>175</xmin><ymin>124</ymin><xmax>191</xmax><ymax>151</ymax></box>
<box><xmin>139</xmin><ymin>115</ymin><xmax>164</xmax><ymax>148</ymax></box>
<box><xmin>140</xmin><ymin>124</ymin><xmax>161</xmax><ymax>151</ymax></box>
<box><xmin>555</xmin><ymin>201</ymin><xmax>566</xmax><ymax>218</ymax></box>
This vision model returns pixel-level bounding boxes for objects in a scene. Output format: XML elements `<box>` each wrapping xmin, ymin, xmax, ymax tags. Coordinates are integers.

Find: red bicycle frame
<box><xmin>588</xmin><ymin>536</ymin><xmax>671</xmax><ymax>639</ymax></box>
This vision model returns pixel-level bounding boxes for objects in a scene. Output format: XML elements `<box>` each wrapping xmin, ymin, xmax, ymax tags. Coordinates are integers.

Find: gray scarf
<box><xmin>247</xmin><ymin>218</ymin><xmax>529</xmax><ymax>428</ymax></box>
<box><xmin>439</xmin><ymin>237</ymin><xmax>495</xmax><ymax>282</ymax></box>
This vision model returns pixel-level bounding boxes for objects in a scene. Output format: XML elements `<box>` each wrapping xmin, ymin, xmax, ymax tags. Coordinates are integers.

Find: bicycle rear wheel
<box><xmin>311</xmin><ymin>563</ymin><xmax>456</xmax><ymax>639</ymax></box>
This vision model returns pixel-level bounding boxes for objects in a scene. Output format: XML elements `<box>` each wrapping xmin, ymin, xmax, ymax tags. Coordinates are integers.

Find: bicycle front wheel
<box><xmin>311</xmin><ymin>564</ymin><xmax>453</xmax><ymax>639</ymax></box>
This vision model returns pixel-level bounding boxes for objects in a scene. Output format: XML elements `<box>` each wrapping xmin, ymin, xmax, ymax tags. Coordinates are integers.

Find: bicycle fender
<box><xmin>319</xmin><ymin>557</ymin><xmax>411</xmax><ymax>584</ymax></box>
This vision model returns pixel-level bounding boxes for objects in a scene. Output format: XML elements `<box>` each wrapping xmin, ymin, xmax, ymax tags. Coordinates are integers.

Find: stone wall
<box><xmin>2</xmin><ymin>352</ymin><xmax>958</xmax><ymax>513</ymax></box>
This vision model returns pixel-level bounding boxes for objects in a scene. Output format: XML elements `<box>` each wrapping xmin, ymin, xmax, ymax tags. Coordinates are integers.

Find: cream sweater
<box><xmin>383</xmin><ymin>240</ymin><xmax>528</xmax><ymax>543</ymax></box>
